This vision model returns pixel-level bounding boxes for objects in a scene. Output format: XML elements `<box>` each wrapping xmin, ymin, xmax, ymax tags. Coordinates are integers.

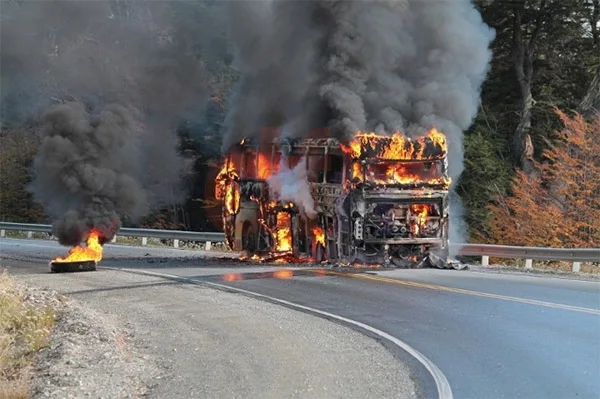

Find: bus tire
<box><xmin>242</xmin><ymin>223</ymin><xmax>256</xmax><ymax>253</ymax></box>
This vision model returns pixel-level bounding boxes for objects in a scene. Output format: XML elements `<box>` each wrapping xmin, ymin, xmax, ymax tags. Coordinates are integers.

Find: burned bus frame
<box><xmin>218</xmin><ymin>136</ymin><xmax>451</xmax><ymax>267</ymax></box>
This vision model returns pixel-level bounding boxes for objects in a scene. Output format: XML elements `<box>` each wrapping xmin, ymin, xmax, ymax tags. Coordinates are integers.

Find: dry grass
<box><xmin>2</xmin><ymin>231</ymin><xmax>48</xmax><ymax>240</ymax></box>
<box><xmin>488</xmin><ymin>258</ymin><xmax>599</xmax><ymax>274</ymax></box>
<box><xmin>530</xmin><ymin>260</ymin><xmax>599</xmax><ymax>274</ymax></box>
<box><xmin>0</xmin><ymin>272</ymin><xmax>55</xmax><ymax>399</ymax></box>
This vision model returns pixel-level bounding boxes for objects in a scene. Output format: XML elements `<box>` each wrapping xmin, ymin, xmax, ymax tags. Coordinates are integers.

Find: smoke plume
<box><xmin>223</xmin><ymin>0</ymin><xmax>495</xmax><ymax>243</ymax></box>
<box><xmin>2</xmin><ymin>1</ymin><xmax>213</xmax><ymax>244</ymax></box>
<box><xmin>267</xmin><ymin>157</ymin><xmax>317</xmax><ymax>219</ymax></box>
<box><xmin>32</xmin><ymin>102</ymin><xmax>146</xmax><ymax>245</ymax></box>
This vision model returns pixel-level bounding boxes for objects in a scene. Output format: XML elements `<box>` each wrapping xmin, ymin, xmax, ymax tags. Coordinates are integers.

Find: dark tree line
<box><xmin>1</xmin><ymin>0</ymin><xmax>598</xmax><ymax>242</ymax></box>
<box><xmin>459</xmin><ymin>0</ymin><xmax>599</xmax><ymax>240</ymax></box>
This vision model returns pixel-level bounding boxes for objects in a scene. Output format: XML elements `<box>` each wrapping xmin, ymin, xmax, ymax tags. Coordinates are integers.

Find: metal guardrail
<box><xmin>457</xmin><ymin>243</ymin><xmax>599</xmax><ymax>262</ymax></box>
<box><xmin>0</xmin><ymin>222</ymin><xmax>224</xmax><ymax>250</ymax></box>
<box><xmin>0</xmin><ymin>223</ymin><xmax>53</xmax><ymax>234</ymax></box>
<box><xmin>455</xmin><ymin>243</ymin><xmax>599</xmax><ymax>272</ymax></box>
<box><xmin>1</xmin><ymin>222</ymin><xmax>598</xmax><ymax>271</ymax></box>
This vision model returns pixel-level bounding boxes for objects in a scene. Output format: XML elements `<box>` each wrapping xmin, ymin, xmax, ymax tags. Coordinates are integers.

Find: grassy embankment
<box><xmin>0</xmin><ymin>271</ymin><xmax>55</xmax><ymax>399</ymax></box>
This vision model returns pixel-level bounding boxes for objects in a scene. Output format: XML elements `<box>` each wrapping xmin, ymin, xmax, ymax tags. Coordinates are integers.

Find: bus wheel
<box><xmin>242</xmin><ymin>223</ymin><xmax>256</xmax><ymax>253</ymax></box>
<box><xmin>315</xmin><ymin>243</ymin><xmax>326</xmax><ymax>263</ymax></box>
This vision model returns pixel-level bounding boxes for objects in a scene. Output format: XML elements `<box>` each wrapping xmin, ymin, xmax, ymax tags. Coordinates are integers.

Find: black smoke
<box><xmin>223</xmin><ymin>0</ymin><xmax>495</xmax><ymax>244</ymax></box>
<box><xmin>224</xmin><ymin>0</ymin><xmax>494</xmax><ymax>175</ymax></box>
<box><xmin>1</xmin><ymin>1</ymin><xmax>215</xmax><ymax>244</ymax></box>
<box><xmin>32</xmin><ymin>102</ymin><xmax>146</xmax><ymax>245</ymax></box>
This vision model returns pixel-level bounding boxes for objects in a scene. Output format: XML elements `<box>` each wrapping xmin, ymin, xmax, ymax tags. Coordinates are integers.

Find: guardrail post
<box><xmin>572</xmin><ymin>261</ymin><xmax>581</xmax><ymax>273</ymax></box>
<box><xmin>111</xmin><ymin>235</ymin><xmax>117</xmax><ymax>244</ymax></box>
<box><xmin>142</xmin><ymin>237</ymin><xmax>148</xmax><ymax>247</ymax></box>
<box><xmin>27</xmin><ymin>231</ymin><xmax>33</xmax><ymax>239</ymax></box>
<box><xmin>481</xmin><ymin>255</ymin><xmax>489</xmax><ymax>266</ymax></box>
<box><xmin>525</xmin><ymin>259</ymin><xmax>533</xmax><ymax>269</ymax></box>
<box><xmin>173</xmin><ymin>239</ymin><xmax>179</xmax><ymax>249</ymax></box>
<box><xmin>0</xmin><ymin>229</ymin><xmax>5</xmax><ymax>238</ymax></box>
<box><xmin>205</xmin><ymin>241</ymin><xmax>212</xmax><ymax>251</ymax></box>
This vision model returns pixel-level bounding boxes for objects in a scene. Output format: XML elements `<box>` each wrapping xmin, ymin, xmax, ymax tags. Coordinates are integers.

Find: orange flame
<box><xmin>427</xmin><ymin>128</ymin><xmax>447</xmax><ymax>150</ymax></box>
<box><xmin>410</xmin><ymin>204</ymin><xmax>431</xmax><ymax>235</ymax></box>
<box><xmin>312</xmin><ymin>226</ymin><xmax>326</xmax><ymax>247</ymax></box>
<box><xmin>239</xmin><ymin>254</ymin><xmax>263</xmax><ymax>262</ymax></box>
<box><xmin>343</xmin><ymin>129</ymin><xmax>450</xmax><ymax>188</ymax></box>
<box><xmin>352</xmin><ymin>162</ymin><xmax>363</xmax><ymax>182</ymax></box>
<box><xmin>378</xmin><ymin>165</ymin><xmax>450</xmax><ymax>187</ymax></box>
<box><xmin>53</xmin><ymin>229</ymin><xmax>103</xmax><ymax>263</ymax></box>
<box><xmin>257</xmin><ymin>153</ymin><xmax>272</xmax><ymax>179</ymax></box>
<box><xmin>273</xmin><ymin>270</ymin><xmax>293</xmax><ymax>279</ymax></box>
<box><xmin>348</xmin><ymin>157</ymin><xmax>451</xmax><ymax>189</ymax></box>
<box><xmin>276</xmin><ymin>212</ymin><xmax>292</xmax><ymax>252</ymax></box>
<box><xmin>215</xmin><ymin>159</ymin><xmax>240</xmax><ymax>215</ymax></box>
<box><xmin>341</xmin><ymin>128</ymin><xmax>447</xmax><ymax>161</ymax></box>
<box><xmin>352</xmin><ymin>263</ymin><xmax>382</xmax><ymax>269</ymax></box>
<box><xmin>222</xmin><ymin>273</ymin><xmax>243</xmax><ymax>282</ymax></box>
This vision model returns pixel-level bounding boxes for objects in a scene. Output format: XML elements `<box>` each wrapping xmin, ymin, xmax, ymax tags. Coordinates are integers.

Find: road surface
<box><xmin>2</xmin><ymin>237</ymin><xmax>599</xmax><ymax>399</ymax></box>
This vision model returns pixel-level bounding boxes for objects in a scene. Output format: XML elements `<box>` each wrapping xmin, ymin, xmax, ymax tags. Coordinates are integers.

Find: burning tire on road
<box><xmin>49</xmin><ymin>229</ymin><xmax>104</xmax><ymax>273</ymax></box>
<box><xmin>49</xmin><ymin>260</ymin><xmax>97</xmax><ymax>273</ymax></box>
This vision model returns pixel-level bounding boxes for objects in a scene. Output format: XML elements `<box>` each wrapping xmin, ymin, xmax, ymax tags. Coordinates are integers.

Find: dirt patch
<box><xmin>468</xmin><ymin>263</ymin><xmax>600</xmax><ymax>281</ymax></box>
<box><xmin>1</xmin><ymin>271</ymin><xmax>159</xmax><ymax>399</ymax></box>
<box><xmin>31</xmin><ymin>292</ymin><xmax>159</xmax><ymax>399</ymax></box>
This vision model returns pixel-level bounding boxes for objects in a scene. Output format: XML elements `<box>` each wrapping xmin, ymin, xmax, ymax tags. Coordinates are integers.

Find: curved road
<box><xmin>2</xmin><ymin>237</ymin><xmax>599</xmax><ymax>399</ymax></box>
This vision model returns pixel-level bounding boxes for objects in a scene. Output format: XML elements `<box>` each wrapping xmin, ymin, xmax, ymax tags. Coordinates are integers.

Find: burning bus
<box><xmin>215</xmin><ymin>128</ymin><xmax>452</xmax><ymax>268</ymax></box>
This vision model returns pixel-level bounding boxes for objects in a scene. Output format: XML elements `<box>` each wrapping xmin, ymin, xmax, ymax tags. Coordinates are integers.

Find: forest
<box><xmin>1</xmin><ymin>0</ymin><xmax>599</xmax><ymax>248</ymax></box>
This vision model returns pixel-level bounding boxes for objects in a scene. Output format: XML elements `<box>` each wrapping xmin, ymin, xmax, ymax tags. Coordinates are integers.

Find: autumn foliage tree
<box><xmin>488</xmin><ymin>110</ymin><xmax>600</xmax><ymax>247</ymax></box>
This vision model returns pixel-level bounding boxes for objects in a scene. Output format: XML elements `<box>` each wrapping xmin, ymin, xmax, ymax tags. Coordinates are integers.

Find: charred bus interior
<box><xmin>216</xmin><ymin>131</ymin><xmax>453</xmax><ymax>268</ymax></box>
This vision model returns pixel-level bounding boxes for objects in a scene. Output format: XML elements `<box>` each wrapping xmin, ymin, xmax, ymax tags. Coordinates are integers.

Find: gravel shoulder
<box><xmin>14</xmin><ymin>268</ymin><xmax>418</xmax><ymax>399</ymax></box>
<box><xmin>466</xmin><ymin>264</ymin><xmax>600</xmax><ymax>281</ymax></box>
<box><xmin>25</xmin><ymin>284</ymin><xmax>158</xmax><ymax>399</ymax></box>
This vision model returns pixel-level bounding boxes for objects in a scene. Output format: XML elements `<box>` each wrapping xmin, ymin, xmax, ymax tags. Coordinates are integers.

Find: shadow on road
<box><xmin>63</xmin><ymin>280</ymin><xmax>184</xmax><ymax>296</ymax></box>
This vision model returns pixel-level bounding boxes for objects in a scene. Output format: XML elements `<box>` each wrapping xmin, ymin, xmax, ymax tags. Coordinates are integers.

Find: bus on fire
<box><xmin>215</xmin><ymin>128</ymin><xmax>453</xmax><ymax>268</ymax></box>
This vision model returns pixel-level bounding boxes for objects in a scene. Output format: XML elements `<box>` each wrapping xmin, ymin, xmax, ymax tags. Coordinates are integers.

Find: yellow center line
<box><xmin>327</xmin><ymin>271</ymin><xmax>600</xmax><ymax>315</ymax></box>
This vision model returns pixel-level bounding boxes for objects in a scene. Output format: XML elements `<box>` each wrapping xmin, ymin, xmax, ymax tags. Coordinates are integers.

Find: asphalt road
<box><xmin>0</xmin><ymin>238</ymin><xmax>417</xmax><ymax>399</ymax></box>
<box><xmin>2</xmin><ymin>237</ymin><xmax>599</xmax><ymax>399</ymax></box>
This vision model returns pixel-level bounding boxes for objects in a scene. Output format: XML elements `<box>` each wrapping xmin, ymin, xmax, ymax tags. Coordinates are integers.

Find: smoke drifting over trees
<box><xmin>223</xmin><ymin>0</ymin><xmax>495</xmax><ymax>243</ymax></box>
<box><xmin>1</xmin><ymin>0</ymin><xmax>213</xmax><ymax>243</ymax></box>
<box><xmin>223</xmin><ymin>0</ymin><xmax>495</xmax><ymax>176</ymax></box>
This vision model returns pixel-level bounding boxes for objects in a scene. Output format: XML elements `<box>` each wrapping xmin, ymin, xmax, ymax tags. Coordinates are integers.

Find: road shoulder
<box><xmin>15</xmin><ymin>269</ymin><xmax>418</xmax><ymax>399</ymax></box>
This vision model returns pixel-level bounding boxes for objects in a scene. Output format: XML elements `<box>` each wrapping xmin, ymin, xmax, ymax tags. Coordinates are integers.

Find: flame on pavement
<box><xmin>53</xmin><ymin>229</ymin><xmax>103</xmax><ymax>263</ymax></box>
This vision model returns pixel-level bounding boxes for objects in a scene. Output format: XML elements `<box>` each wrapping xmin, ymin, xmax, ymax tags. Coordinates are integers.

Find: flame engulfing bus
<box><xmin>216</xmin><ymin>129</ymin><xmax>452</xmax><ymax>268</ymax></box>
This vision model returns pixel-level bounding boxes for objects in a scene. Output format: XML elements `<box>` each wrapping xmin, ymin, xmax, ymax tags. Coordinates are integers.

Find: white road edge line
<box><xmin>103</xmin><ymin>266</ymin><xmax>453</xmax><ymax>399</ymax></box>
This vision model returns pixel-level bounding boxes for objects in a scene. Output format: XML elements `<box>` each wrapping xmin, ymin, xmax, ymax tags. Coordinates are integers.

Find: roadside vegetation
<box><xmin>487</xmin><ymin>111</ymin><xmax>600</xmax><ymax>248</ymax></box>
<box><xmin>0</xmin><ymin>271</ymin><xmax>55</xmax><ymax>399</ymax></box>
